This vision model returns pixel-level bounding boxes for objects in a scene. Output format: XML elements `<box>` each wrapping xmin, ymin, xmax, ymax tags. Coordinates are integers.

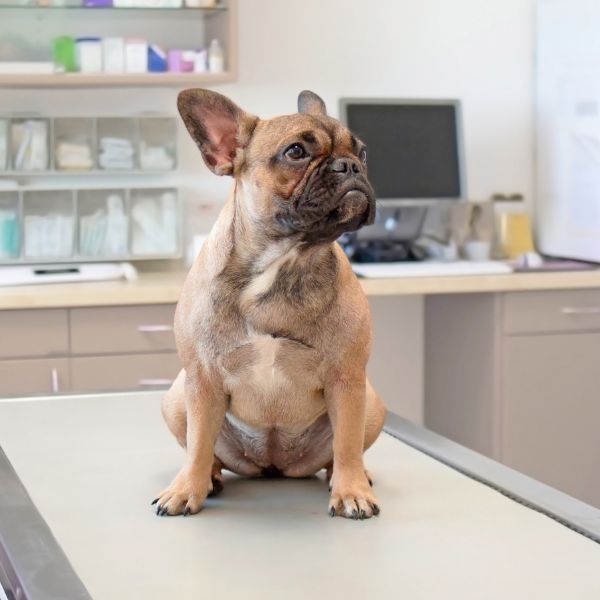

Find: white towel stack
<box><xmin>55</xmin><ymin>141</ymin><xmax>94</xmax><ymax>171</ymax></box>
<box><xmin>139</xmin><ymin>143</ymin><xmax>174</xmax><ymax>170</ymax></box>
<box><xmin>98</xmin><ymin>137</ymin><xmax>135</xmax><ymax>170</ymax></box>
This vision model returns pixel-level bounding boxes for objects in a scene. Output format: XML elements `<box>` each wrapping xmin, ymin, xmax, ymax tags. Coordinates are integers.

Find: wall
<box><xmin>1</xmin><ymin>0</ymin><xmax>535</xmax><ymax>241</ymax></box>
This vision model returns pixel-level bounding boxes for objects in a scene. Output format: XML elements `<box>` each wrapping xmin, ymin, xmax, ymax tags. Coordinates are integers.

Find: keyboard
<box><xmin>351</xmin><ymin>260</ymin><xmax>513</xmax><ymax>279</ymax></box>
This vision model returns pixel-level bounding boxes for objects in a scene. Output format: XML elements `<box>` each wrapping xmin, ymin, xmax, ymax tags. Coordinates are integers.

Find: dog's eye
<box><xmin>359</xmin><ymin>148</ymin><xmax>367</xmax><ymax>164</ymax></box>
<box><xmin>284</xmin><ymin>143</ymin><xmax>307</xmax><ymax>160</ymax></box>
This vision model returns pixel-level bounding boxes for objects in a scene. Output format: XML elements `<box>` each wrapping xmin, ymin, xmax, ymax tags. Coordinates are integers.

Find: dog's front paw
<box><xmin>328</xmin><ymin>471</ymin><xmax>380</xmax><ymax>520</ymax></box>
<box><xmin>152</xmin><ymin>467</ymin><xmax>211</xmax><ymax>516</ymax></box>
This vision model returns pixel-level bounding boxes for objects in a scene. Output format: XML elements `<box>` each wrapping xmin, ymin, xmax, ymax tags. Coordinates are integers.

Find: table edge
<box><xmin>0</xmin><ymin>446</ymin><xmax>92</xmax><ymax>600</ymax></box>
<box><xmin>384</xmin><ymin>412</ymin><xmax>600</xmax><ymax>544</ymax></box>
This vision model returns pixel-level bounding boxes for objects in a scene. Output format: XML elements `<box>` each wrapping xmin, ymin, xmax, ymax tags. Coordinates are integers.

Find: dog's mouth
<box><xmin>274</xmin><ymin>177</ymin><xmax>375</xmax><ymax>243</ymax></box>
<box><xmin>326</xmin><ymin>189</ymin><xmax>371</xmax><ymax>226</ymax></box>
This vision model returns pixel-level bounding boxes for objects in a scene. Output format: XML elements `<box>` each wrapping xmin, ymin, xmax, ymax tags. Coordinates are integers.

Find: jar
<box><xmin>76</xmin><ymin>37</ymin><xmax>102</xmax><ymax>73</ymax></box>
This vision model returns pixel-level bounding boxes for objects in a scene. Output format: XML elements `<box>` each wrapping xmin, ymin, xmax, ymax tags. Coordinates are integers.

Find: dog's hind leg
<box><xmin>161</xmin><ymin>369</ymin><xmax>188</xmax><ymax>448</ymax></box>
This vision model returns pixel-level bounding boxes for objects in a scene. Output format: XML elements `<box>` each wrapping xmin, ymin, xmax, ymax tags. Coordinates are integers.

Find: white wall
<box><xmin>2</xmin><ymin>0</ymin><xmax>535</xmax><ymax>239</ymax></box>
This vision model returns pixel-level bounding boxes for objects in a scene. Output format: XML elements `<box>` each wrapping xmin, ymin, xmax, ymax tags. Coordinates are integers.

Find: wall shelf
<box><xmin>0</xmin><ymin>4</ymin><xmax>226</xmax><ymax>11</ymax></box>
<box><xmin>0</xmin><ymin>70</ymin><xmax>234</xmax><ymax>88</ymax></box>
<box><xmin>0</xmin><ymin>0</ymin><xmax>238</xmax><ymax>88</ymax></box>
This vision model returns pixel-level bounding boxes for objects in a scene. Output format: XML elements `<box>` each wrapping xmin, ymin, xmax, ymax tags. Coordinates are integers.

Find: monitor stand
<box><xmin>339</xmin><ymin>205</ymin><xmax>428</xmax><ymax>263</ymax></box>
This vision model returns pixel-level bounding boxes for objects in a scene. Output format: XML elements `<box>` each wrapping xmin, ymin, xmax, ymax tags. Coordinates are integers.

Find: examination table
<box><xmin>1</xmin><ymin>392</ymin><xmax>600</xmax><ymax>600</ymax></box>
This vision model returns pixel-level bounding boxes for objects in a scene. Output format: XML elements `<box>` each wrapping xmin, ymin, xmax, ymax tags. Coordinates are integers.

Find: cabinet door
<box><xmin>71</xmin><ymin>352</ymin><xmax>180</xmax><ymax>393</ymax></box>
<box><xmin>70</xmin><ymin>305</ymin><xmax>176</xmax><ymax>355</ymax></box>
<box><xmin>0</xmin><ymin>309</ymin><xmax>69</xmax><ymax>358</ymax></box>
<box><xmin>0</xmin><ymin>358</ymin><xmax>70</xmax><ymax>397</ymax></box>
<box><xmin>502</xmin><ymin>333</ymin><xmax>600</xmax><ymax>507</ymax></box>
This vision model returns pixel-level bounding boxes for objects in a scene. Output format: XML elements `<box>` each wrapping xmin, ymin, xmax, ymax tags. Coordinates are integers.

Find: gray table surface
<box><xmin>1</xmin><ymin>392</ymin><xmax>600</xmax><ymax>600</ymax></box>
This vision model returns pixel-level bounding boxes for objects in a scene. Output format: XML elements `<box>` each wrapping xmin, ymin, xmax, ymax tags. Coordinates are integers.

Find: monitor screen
<box><xmin>342</xmin><ymin>101</ymin><xmax>463</xmax><ymax>201</ymax></box>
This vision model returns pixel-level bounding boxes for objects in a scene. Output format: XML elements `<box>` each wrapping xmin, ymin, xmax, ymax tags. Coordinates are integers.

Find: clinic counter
<box><xmin>2</xmin><ymin>267</ymin><xmax>600</xmax><ymax>309</ymax></box>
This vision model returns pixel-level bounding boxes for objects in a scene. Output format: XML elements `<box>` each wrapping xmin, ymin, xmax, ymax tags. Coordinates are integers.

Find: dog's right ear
<box><xmin>177</xmin><ymin>89</ymin><xmax>258</xmax><ymax>176</ymax></box>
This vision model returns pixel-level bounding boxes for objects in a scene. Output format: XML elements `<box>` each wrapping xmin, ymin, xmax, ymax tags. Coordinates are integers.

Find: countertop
<box><xmin>1</xmin><ymin>268</ymin><xmax>600</xmax><ymax>310</ymax></box>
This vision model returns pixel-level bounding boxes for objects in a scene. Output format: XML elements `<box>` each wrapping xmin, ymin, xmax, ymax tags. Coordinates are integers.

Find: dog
<box><xmin>154</xmin><ymin>89</ymin><xmax>386</xmax><ymax>519</ymax></box>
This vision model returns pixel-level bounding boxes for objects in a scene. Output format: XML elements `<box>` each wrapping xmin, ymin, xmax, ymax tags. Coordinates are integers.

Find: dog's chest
<box><xmin>219</xmin><ymin>334</ymin><xmax>325</xmax><ymax>428</ymax></box>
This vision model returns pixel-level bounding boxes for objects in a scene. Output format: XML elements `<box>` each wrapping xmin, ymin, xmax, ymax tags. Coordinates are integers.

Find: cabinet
<box><xmin>425</xmin><ymin>289</ymin><xmax>600</xmax><ymax>507</ymax></box>
<box><xmin>0</xmin><ymin>304</ymin><xmax>180</xmax><ymax>398</ymax></box>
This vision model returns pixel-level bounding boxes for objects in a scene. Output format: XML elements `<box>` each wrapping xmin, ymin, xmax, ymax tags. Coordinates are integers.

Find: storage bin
<box><xmin>0</xmin><ymin>191</ymin><xmax>20</xmax><ymax>260</ymax></box>
<box><xmin>138</xmin><ymin>117</ymin><xmax>176</xmax><ymax>171</ymax></box>
<box><xmin>10</xmin><ymin>118</ymin><xmax>50</xmax><ymax>171</ymax></box>
<box><xmin>0</xmin><ymin>119</ymin><xmax>8</xmax><ymax>171</ymax></box>
<box><xmin>53</xmin><ymin>118</ymin><xmax>95</xmax><ymax>171</ymax></box>
<box><xmin>96</xmin><ymin>118</ymin><xmax>137</xmax><ymax>170</ymax></box>
<box><xmin>22</xmin><ymin>190</ymin><xmax>75</xmax><ymax>259</ymax></box>
<box><xmin>129</xmin><ymin>188</ymin><xmax>179</xmax><ymax>256</ymax></box>
<box><xmin>77</xmin><ymin>189</ymin><xmax>128</xmax><ymax>257</ymax></box>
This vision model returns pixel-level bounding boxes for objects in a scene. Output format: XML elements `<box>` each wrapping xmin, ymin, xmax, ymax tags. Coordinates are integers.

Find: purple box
<box><xmin>168</xmin><ymin>50</ymin><xmax>183</xmax><ymax>72</ymax></box>
<box><xmin>83</xmin><ymin>0</ymin><xmax>113</xmax><ymax>6</ymax></box>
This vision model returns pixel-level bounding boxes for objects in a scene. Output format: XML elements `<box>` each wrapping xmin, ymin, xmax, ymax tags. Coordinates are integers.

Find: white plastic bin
<box><xmin>77</xmin><ymin>189</ymin><xmax>129</xmax><ymax>257</ymax></box>
<box><xmin>22</xmin><ymin>190</ymin><xmax>75</xmax><ymax>259</ymax></box>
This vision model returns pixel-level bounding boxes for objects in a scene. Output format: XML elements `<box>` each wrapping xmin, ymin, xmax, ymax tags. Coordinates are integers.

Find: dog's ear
<box><xmin>178</xmin><ymin>89</ymin><xmax>258</xmax><ymax>176</ymax></box>
<box><xmin>298</xmin><ymin>90</ymin><xmax>327</xmax><ymax>116</ymax></box>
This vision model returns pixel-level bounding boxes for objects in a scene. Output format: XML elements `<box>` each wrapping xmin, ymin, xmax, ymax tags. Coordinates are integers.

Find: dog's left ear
<box><xmin>298</xmin><ymin>90</ymin><xmax>327</xmax><ymax>116</ymax></box>
<box><xmin>178</xmin><ymin>89</ymin><xmax>258</xmax><ymax>176</ymax></box>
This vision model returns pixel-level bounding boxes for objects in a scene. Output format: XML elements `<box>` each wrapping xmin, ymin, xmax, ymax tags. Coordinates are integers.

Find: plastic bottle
<box><xmin>208</xmin><ymin>39</ymin><xmax>225</xmax><ymax>73</ymax></box>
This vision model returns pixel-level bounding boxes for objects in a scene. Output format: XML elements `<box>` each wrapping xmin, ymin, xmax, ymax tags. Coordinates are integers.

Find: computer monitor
<box><xmin>339</xmin><ymin>99</ymin><xmax>466</xmax><ymax>205</ymax></box>
<box><xmin>338</xmin><ymin>99</ymin><xmax>466</xmax><ymax>259</ymax></box>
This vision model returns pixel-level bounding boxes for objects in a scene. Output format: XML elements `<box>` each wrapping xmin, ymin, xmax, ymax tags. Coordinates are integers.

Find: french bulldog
<box><xmin>154</xmin><ymin>89</ymin><xmax>385</xmax><ymax>519</ymax></box>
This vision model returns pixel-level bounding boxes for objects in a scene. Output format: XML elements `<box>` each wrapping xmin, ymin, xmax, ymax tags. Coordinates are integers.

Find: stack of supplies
<box><xmin>131</xmin><ymin>191</ymin><xmax>177</xmax><ymax>255</ymax></box>
<box><xmin>0</xmin><ymin>120</ymin><xmax>7</xmax><ymax>170</ymax></box>
<box><xmin>24</xmin><ymin>214</ymin><xmax>74</xmax><ymax>258</ymax></box>
<box><xmin>98</xmin><ymin>137</ymin><xmax>135</xmax><ymax>170</ymax></box>
<box><xmin>11</xmin><ymin>120</ymin><xmax>49</xmax><ymax>171</ymax></box>
<box><xmin>79</xmin><ymin>194</ymin><xmax>128</xmax><ymax>256</ymax></box>
<box><xmin>0</xmin><ymin>209</ymin><xmax>19</xmax><ymax>259</ymax></box>
<box><xmin>139</xmin><ymin>142</ymin><xmax>174</xmax><ymax>170</ymax></box>
<box><xmin>55</xmin><ymin>141</ymin><xmax>94</xmax><ymax>171</ymax></box>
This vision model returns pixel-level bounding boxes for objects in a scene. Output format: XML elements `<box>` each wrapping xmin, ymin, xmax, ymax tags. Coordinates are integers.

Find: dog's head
<box><xmin>178</xmin><ymin>89</ymin><xmax>375</xmax><ymax>243</ymax></box>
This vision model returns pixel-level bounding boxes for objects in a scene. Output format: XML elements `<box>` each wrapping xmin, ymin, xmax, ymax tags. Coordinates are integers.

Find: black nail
<box><xmin>160</xmin><ymin>507</ymin><xmax>168</xmax><ymax>516</ymax></box>
<box><xmin>155</xmin><ymin>505</ymin><xmax>162</xmax><ymax>515</ymax></box>
<box><xmin>184</xmin><ymin>506</ymin><xmax>191</xmax><ymax>516</ymax></box>
<box><xmin>372</xmin><ymin>504</ymin><xmax>380</xmax><ymax>516</ymax></box>
<box><xmin>329</xmin><ymin>506</ymin><xmax>336</xmax><ymax>517</ymax></box>
<box><xmin>359</xmin><ymin>509</ymin><xmax>366</xmax><ymax>520</ymax></box>
<box><xmin>367</xmin><ymin>478</ymin><xmax>373</xmax><ymax>487</ymax></box>
<box><xmin>351</xmin><ymin>509</ymin><xmax>359</xmax><ymax>520</ymax></box>
<box><xmin>151</xmin><ymin>498</ymin><xmax>159</xmax><ymax>505</ymax></box>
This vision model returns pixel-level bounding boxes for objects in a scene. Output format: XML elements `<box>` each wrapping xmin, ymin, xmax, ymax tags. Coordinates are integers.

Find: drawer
<box><xmin>71</xmin><ymin>352</ymin><xmax>180</xmax><ymax>393</ymax></box>
<box><xmin>0</xmin><ymin>309</ymin><xmax>69</xmax><ymax>358</ymax></box>
<box><xmin>0</xmin><ymin>358</ymin><xmax>70</xmax><ymax>397</ymax></box>
<box><xmin>503</xmin><ymin>289</ymin><xmax>600</xmax><ymax>334</ymax></box>
<box><xmin>70</xmin><ymin>305</ymin><xmax>176</xmax><ymax>355</ymax></box>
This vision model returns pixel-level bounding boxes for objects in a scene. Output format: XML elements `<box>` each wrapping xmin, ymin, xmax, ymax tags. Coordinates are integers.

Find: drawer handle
<box><xmin>137</xmin><ymin>325</ymin><xmax>174</xmax><ymax>333</ymax></box>
<box><xmin>561</xmin><ymin>307</ymin><xmax>600</xmax><ymax>315</ymax></box>
<box><xmin>138</xmin><ymin>378</ymin><xmax>174</xmax><ymax>386</ymax></box>
<box><xmin>51</xmin><ymin>368</ymin><xmax>59</xmax><ymax>394</ymax></box>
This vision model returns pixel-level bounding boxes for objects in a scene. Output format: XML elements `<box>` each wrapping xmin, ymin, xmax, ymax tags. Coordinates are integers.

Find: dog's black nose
<box><xmin>329</xmin><ymin>157</ymin><xmax>360</xmax><ymax>174</ymax></box>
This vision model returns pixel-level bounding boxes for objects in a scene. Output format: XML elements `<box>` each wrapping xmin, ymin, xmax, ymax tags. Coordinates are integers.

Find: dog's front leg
<box><xmin>325</xmin><ymin>375</ymin><xmax>380</xmax><ymax>519</ymax></box>
<box><xmin>154</xmin><ymin>374</ymin><xmax>227</xmax><ymax>516</ymax></box>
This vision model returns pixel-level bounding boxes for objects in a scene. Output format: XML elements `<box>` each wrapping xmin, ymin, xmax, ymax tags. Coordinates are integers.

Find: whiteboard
<box><xmin>537</xmin><ymin>0</ymin><xmax>600</xmax><ymax>261</ymax></box>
